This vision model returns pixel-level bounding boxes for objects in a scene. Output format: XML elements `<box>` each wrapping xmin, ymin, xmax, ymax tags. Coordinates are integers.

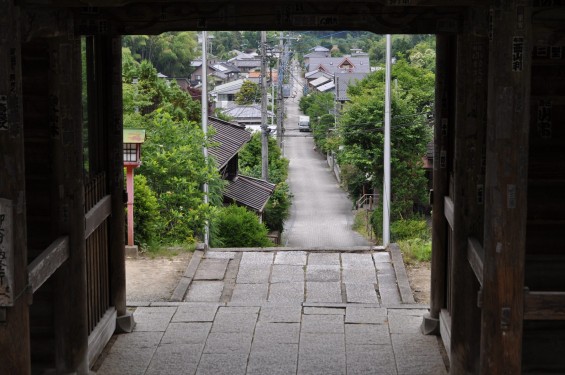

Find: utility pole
<box><xmin>277</xmin><ymin>31</ymin><xmax>284</xmax><ymax>150</ymax></box>
<box><xmin>260</xmin><ymin>31</ymin><xmax>269</xmax><ymax>181</ymax></box>
<box><xmin>383</xmin><ymin>34</ymin><xmax>392</xmax><ymax>247</ymax></box>
<box><xmin>201</xmin><ymin>31</ymin><xmax>210</xmax><ymax>247</ymax></box>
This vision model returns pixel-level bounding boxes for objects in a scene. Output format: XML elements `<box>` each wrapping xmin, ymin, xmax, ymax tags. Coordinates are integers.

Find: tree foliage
<box><xmin>299</xmin><ymin>92</ymin><xmax>336</xmax><ymax>152</ymax></box>
<box><xmin>235</xmin><ymin>80</ymin><xmax>260</xmax><ymax>105</ymax></box>
<box><xmin>210</xmin><ymin>205</ymin><xmax>273</xmax><ymax>247</ymax></box>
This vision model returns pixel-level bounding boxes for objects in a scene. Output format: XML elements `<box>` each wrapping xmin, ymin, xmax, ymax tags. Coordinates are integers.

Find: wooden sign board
<box><xmin>0</xmin><ymin>198</ymin><xmax>14</xmax><ymax>306</ymax></box>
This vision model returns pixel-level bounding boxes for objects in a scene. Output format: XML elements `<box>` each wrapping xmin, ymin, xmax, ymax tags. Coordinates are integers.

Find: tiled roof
<box><xmin>310</xmin><ymin>76</ymin><xmax>331</xmax><ymax>87</ymax></box>
<box><xmin>221</xmin><ymin>105</ymin><xmax>274</xmax><ymax>120</ymax></box>
<box><xmin>317</xmin><ymin>81</ymin><xmax>335</xmax><ymax>92</ymax></box>
<box><xmin>210</xmin><ymin>79</ymin><xmax>245</xmax><ymax>95</ymax></box>
<box><xmin>224</xmin><ymin>175</ymin><xmax>276</xmax><ymax>212</ymax></box>
<box><xmin>308</xmin><ymin>56</ymin><xmax>371</xmax><ymax>74</ymax></box>
<box><xmin>208</xmin><ymin>117</ymin><xmax>251</xmax><ymax>169</ymax></box>
<box><xmin>334</xmin><ymin>72</ymin><xmax>368</xmax><ymax>101</ymax></box>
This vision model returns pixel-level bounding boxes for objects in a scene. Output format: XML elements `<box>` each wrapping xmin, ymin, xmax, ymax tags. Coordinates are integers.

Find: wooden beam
<box><xmin>480</xmin><ymin>3</ymin><xmax>532</xmax><ymax>374</ymax></box>
<box><xmin>0</xmin><ymin>2</ymin><xmax>32</xmax><ymax>374</ymax></box>
<box><xmin>467</xmin><ymin>237</ymin><xmax>484</xmax><ymax>287</ymax></box>
<box><xmin>443</xmin><ymin>196</ymin><xmax>454</xmax><ymax>229</ymax></box>
<box><xmin>524</xmin><ymin>291</ymin><xmax>565</xmax><ymax>321</ymax></box>
<box><xmin>84</xmin><ymin>195</ymin><xmax>111</xmax><ymax>239</ymax></box>
<box><xmin>27</xmin><ymin>236</ymin><xmax>69</xmax><ymax>294</ymax></box>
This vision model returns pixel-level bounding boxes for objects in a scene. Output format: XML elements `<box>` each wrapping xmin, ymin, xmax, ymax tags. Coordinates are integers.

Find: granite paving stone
<box><xmin>145</xmin><ymin>344</ymin><xmax>202</xmax><ymax>375</ymax></box>
<box><xmin>373</xmin><ymin>251</ymin><xmax>392</xmax><ymax>263</ymax></box>
<box><xmin>268</xmin><ymin>282</ymin><xmax>304</xmax><ymax>303</ymax></box>
<box><xmin>172</xmin><ymin>305</ymin><xmax>218</xmax><ymax>322</ymax></box>
<box><xmin>388</xmin><ymin>312</ymin><xmax>424</xmax><ymax>334</ymax></box>
<box><xmin>236</xmin><ymin>264</ymin><xmax>272</xmax><ymax>284</ymax></box>
<box><xmin>196</xmin><ymin>353</ymin><xmax>249</xmax><ymax>375</ymax></box>
<box><xmin>252</xmin><ymin>322</ymin><xmax>300</xmax><ymax>344</ymax></box>
<box><xmin>259</xmin><ymin>305</ymin><xmax>302</xmax><ymax>322</ymax></box>
<box><xmin>345</xmin><ymin>283</ymin><xmax>379</xmax><ymax>304</ymax></box>
<box><xmin>375</xmin><ymin>261</ymin><xmax>396</xmax><ymax>275</ymax></box>
<box><xmin>391</xmin><ymin>333</ymin><xmax>448</xmax><ymax>375</ymax></box>
<box><xmin>205</xmin><ymin>252</ymin><xmax>236</xmax><ymax>259</ymax></box>
<box><xmin>247</xmin><ymin>344</ymin><xmax>299</xmax><ymax>375</ymax></box>
<box><xmin>341</xmin><ymin>253</ymin><xmax>374</xmax><ymax>268</ymax></box>
<box><xmin>302</xmin><ymin>314</ymin><xmax>344</xmax><ymax>334</ymax></box>
<box><xmin>94</xmin><ymin>331</ymin><xmax>163</xmax><ymax>375</ymax></box>
<box><xmin>271</xmin><ymin>264</ymin><xmax>305</xmax><ymax>283</ymax></box>
<box><xmin>211</xmin><ymin>307</ymin><xmax>259</xmax><ymax>333</ymax></box>
<box><xmin>203</xmin><ymin>332</ymin><xmax>253</xmax><ymax>354</ymax></box>
<box><xmin>345</xmin><ymin>306</ymin><xmax>388</xmax><ymax>324</ymax></box>
<box><xmin>345</xmin><ymin>323</ymin><xmax>391</xmax><ymax>345</ymax></box>
<box><xmin>298</xmin><ymin>333</ymin><xmax>346</xmax><ymax>375</ymax></box>
<box><xmin>274</xmin><ymin>251</ymin><xmax>307</xmax><ymax>265</ymax></box>
<box><xmin>303</xmin><ymin>307</ymin><xmax>345</xmax><ymax>315</ymax></box>
<box><xmin>342</xmin><ymin>268</ymin><xmax>377</xmax><ymax>283</ymax></box>
<box><xmin>346</xmin><ymin>344</ymin><xmax>397</xmax><ymax>375</ymax></box>
<box><xmin>306</xmin><ymin>265</ymin><xmax>341</xmax><ymax>282</ymax></box>
<box><xmin>185</xmin><ymin>281</ymin><xmax>224</xmax><ymax>302</ymax></box>
<box><xmin>230</xmin><ymin>283</ymin><xmax>268</xmax><ymax>303</ymax></box>
<box><xmin>194</xmin><ymin>258</ymin><xmax>230</xmax><ymax>280</ymax></box>
<box><xmin>240</xmin><ymin>252</ymin><xmax>274</xmax><ymax>265</ymax></box>
<box><xmin>376</xmin><ymin>273</ymin><xmax>402</xmax><ymax>306</ymax></box>
<box><xmin>306</xmin><ymin>282</ymin><xmax>343</xmax><ymax>303</ymax></box>
<box><xmin>307</xmin><ymin>253</ymin><xmax>341</xmax><ymax>265</ymax></box>
<box><xmin>161</xmin><ymin>322</ymin><xmax>212</xmax><ymax>344</ymax></box>
<box><xmin>133</xmin><ymin>307</ymin><xmax>177</xmax><ymax>332</ymax></box>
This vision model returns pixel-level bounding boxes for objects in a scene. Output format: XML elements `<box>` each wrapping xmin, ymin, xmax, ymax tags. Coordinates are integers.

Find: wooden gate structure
<box><xmin>1</xmin><ymin>1</ymin><xmax>564</xmax><ymax>374</ymax></box>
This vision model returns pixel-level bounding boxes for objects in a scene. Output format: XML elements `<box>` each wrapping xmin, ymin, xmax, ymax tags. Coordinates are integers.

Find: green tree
<box><xmin>235</xmin><ymin>80</ymin><xmax>260</xmax><ymax>105</ymax></box>
<box><xmin>299</xmin><ymin>92</ymin><xmax>336</xmax><ymax>152</ymax></box>
<box><xmin>131</xmin><ymin>174</ymin><xmax>162</xmax><ymax>247</ymax></box>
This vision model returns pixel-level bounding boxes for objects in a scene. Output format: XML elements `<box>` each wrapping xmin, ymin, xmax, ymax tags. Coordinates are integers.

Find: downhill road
<box><xmin>282</xmin><ymin>63</ymin><xmax>370</xmax><ymax>248</ymax></box>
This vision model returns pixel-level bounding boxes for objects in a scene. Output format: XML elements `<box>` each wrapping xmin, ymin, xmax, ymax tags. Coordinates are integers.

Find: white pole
<box><xmin>261</xmin><ymin>31</ymin><xmax>269</xmax><ymax>181</ymax></box>
<box><xmin>202</xmin><ymin>31</ymin><xmax>210</xmax><ymax>247</ymax></box>
<box><xmin>383</xmin><ymin>34</ymin><xmax>392</xmax><ymax>247</ymax></box>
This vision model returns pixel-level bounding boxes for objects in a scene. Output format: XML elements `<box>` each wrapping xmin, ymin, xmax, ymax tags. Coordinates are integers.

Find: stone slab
<box><xmin>303</xmin><ymin>307</ymin><xmax>345</xmax><ymax>315</ymax></box>
<box><xmin>307</xmin><ymin>253</ymin><xmax>341</xmax><ymax>265</ymax></box>
<box><xmin>306</xmin><ymin>265</ymin><xmax>341</xmax><ymax>282</ymax></box>
<box><xmin>259</xmin><ymin>305</ymin><xmax>302</xmax><ymax>323</ymax></box>
<box><xmin>211</xmin><ymin>307</ymin><xmax>259</xmax><ymax>333</ymax></box>
<box><xmin>341</xmin><ymin>253</ymin><xmax>374</xmax><ymax>268</ymax></box>
<box><xmin>240</xmin><ymin>252</ymin><xmax>274</xmax><ymax>265</ymax></box>
<box><xmin>196</xmin><ymin>353</ymin><xmax>249</xmax><ymax>375</ymax></box>
<box><xmin>236</xmin><ymin>264</ymin><xmax>272</xmax><ymax>284</ymax></box>
<box><xmin>306</xmin><ymin>282</ymin><xmax>343</xmax><ymax>303</ymax></box>
<box><xmin>203</xmin><ymin>332</ymin><xmax>253</xmax><ymax>354</ymax></box>
<box><xmin>252</xmin><ymin>322</ymin><xmax>300</xmax><ymax>344</ymax></box>
<box><xmin>161</xmin><ymin>322</ymin><xmax>212</xmax><ymax>345</ymax></box>
<box><xmin>247</xmin><ymin>344</ymin><xmax>299</xmax><ymax>375</ymax></box>
<box><xmin>298</xmin><ymin>333</ymin><xmax>346</xmax><ymax>375</ymax></box>
<box><xmin>346</xmin><ymin>344</ymin><xmax>397</xmax><ymax>375</ymax></box>
<box><xmin>302</xmin><ymin>314</ymin><xmax>344</xmax><ymax>334</ymax></box>
<box><xmin>345</xmin><ymin>323</ymin><xmax>391</xmax><ymax>345</ymax></box>
<box><xmin>230</xmin><ymin>283</ymin><xmax>269</xmax><ymax>303</ymax></box>
<box><xmin>185</xmin><ymin>281</ymin><xmax>224</xmax><ymax>302</ymax></box>
<box><xmin>133</xmin><ymin>307</ymin><xmax>177</xmax><ymax>332</ymax></box>
<box><xmin>344</xmin><ymin>283</ymin><xmax>379</xmax><ymax>304</ymax></box>
<box><xmin>377</xmin><ymin>273</ymin><xmax>402</xmax><ymax>306</ymax></box>
<box><xmin>145</xmin><ymin>344</ymin><xmax>202</xmax><ymax>375</ymax></box>
<box><xmin>172</xmin><ymin>305</ymin><xmax>218</xmax><ymax>322</ymax></box>
<box><xmin>274</xmin><ymin>251</ymin><xmax>307</xmax><ymax>265</ymax></box>
<box><xmin>194</xmin><ymin>258</ymin><xmax>230</xmax><ymax>280</ymax></box>
<box><xmin>205</xmin><ymin>252</ymin><xmax>236</xmax><ymax>259</ymax></box>
<box><xmin>388</xmin><ymin>312</ymin><xmax>424</xmax><ymax>334</ymax></box>
<box><xmin>268</xmin><ymin>282</ymin><xmax>304</xmax><ymax>303</ymax></box>
<box><xmin>342</xmin><ymin>268</ymin><xmax>377</xmax><ymax>283</ymax></box>
<box><xmin>345</xmin><ymin>306</ymin><xmax>388</xmax><ymax>324</ymax></box>
<box><xmin>373</xmin><ymin>251</ymin><xmax>392</xmax><ymax>263</ymax></box>
<box><xmin>270</xmin><ymin>264</ymin><xmax>305</xmax><ymax>283</ymax></box>
<box><xmin>391</xmin><ymin>333</ymin><xmax>448</xmax><ymax>375</ymax></box>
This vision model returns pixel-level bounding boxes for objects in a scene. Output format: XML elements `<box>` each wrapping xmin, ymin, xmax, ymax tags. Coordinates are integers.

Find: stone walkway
<box><xmin>94</xmin><ymin>249</ymin><xmax>447</xmax><ymax>375</ymax></box>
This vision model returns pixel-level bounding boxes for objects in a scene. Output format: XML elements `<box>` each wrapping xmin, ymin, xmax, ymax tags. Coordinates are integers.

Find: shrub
<box><xmin>390</xmin><ymin>219</ymin><xmax>429</xmax><ymax>241</ymax></box>
<box><xmin>210</xmin><ymin>205</ymin><xmax>273</xmax><ymax>248</ymax></box>
<box><xmin>131</xmin><ymin>174</ymin><xmax>163</xmax><ymax>249</ymax></box>
<box><xmin>397</xmin><ymin>238</ymin><xmax>432</xmax><ymax>264</ymax></box>
<box><xmin>263</xmin><ymin>182</ymin><xmax>292</xmax><ymax>232</ymax></box>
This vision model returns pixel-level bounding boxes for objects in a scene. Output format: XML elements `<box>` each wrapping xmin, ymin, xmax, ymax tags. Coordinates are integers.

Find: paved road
<box><xmin>282</xmin><ymin>64</ymin><xmax>370</xmax><ymax>248</ymax></box>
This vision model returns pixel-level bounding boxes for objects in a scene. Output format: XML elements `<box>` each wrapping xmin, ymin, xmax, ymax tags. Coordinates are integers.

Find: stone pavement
<box><xmin>94</xmin><ymin>250</ymin><xmax>447</xmax><ymax>375</ymax></box>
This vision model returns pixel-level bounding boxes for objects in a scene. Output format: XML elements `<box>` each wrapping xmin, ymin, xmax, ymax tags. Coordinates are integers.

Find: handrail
<box><xmin>467</xmin><ymin>237</ymin><xmax>484</xmax><ymax>287</ymax></box>
<box><xmin>524</xmin><ymin>289</ymin><xmax>565</xmax><ymax>320</ymax></box>
<box><xmin>444</xmin><ymin>196</ymin><xmax>454</xmax><ymax>229</ymax></box>
<box><xmin>27</xmin><ymin>236</ymin><xmax>69</xmax><ymax>293</ymax></box>
<box><xmin>85</xmin><ymin>195</ymin><xmax>112</xmax><ymax>239</ymax></box>
<box><xmin>356</xmin><ymin>193</ymin><xmax>379</xmax><ymax>209</ymax></box>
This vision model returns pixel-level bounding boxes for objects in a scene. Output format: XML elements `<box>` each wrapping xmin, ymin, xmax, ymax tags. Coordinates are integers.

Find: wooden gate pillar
<box><xmin>423</xmin><ymin>34</ymin><xmax>456</xmax><ymax>335</ymax></box>
<box><xmin>449</xmin><ymin>28</ymin><xmax>489</xmax><ymax>374</ymax></box>
<box><xmin>0</xmin><ymin>2</ymin><xmax>31</xmax><ymax>374</ymax></box>
<box><xmin>481</xmin><ymin>2</ymin><xmax>532</xmax><ymax>374</ymax></box>
<box><xmin>49</xmin><ymin>36</ymin><xmax>89</xmax><ymax>373</ymax></box>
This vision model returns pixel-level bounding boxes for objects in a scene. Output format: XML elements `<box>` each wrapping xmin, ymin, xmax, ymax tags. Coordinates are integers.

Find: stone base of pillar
<box><xmin>421</xmin><ymin>312</ymin><xmax>440</xmax><ymax>335</ymax></box>
<box><xmin>125</xmin><ymin>245</ymin><xmax>138</xmax><ymax>258</ymax></box>
<box><xmin>115</xmin><ymin>313</ymin><xmax>135</xmax><ymax>333</ymax></box>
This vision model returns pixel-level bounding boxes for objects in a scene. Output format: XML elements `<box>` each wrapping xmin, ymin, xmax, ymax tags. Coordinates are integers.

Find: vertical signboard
<box><xmin>0</xmin><ymin>199</ymin><xmax>13</xmax><ymax>306</ymax></box>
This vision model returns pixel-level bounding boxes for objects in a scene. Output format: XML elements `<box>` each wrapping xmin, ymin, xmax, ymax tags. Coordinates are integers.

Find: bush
<box><xmin>131</xmin><ymin>174</ymin><xmax>163</xmax><ymax>249</ymax></box>
<box><xmin>397</xmin><ymin>238</ymin><xmax>432</xmax><ymax>264</ymax></box>
<box><xmin>263</xmin><ymin>182</ymin><xmax>292</xmax><ymax>232</ymax></box>
<box><xmin>210</xmin><ymin>205</ymin><xmax>273</xmax><ymax>248</ymax></box>
<box><xmin>390</xmin><ymin>219</ymin><xmax>429</xmax><ymax>241</ymax></box>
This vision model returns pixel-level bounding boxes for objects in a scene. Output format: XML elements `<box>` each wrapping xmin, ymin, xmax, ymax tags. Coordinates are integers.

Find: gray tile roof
<box><xmin>208</xmin><ymin>117</ymin><xmax>251</xmax><ymax>169</ymax></box>
<box><xmin>334</xmin><ymin>72</ymin><xmax>368</xmax><ymax>101</ymax></box>
<box><xmin>224</xmin><ymin>175</ymin><xmax>276</xmax><ymax>212</ymax></box>
<box><xmin>308</xmin><ymin>56</ymin><xmax>371</xmax><ymax>74</ymax></box>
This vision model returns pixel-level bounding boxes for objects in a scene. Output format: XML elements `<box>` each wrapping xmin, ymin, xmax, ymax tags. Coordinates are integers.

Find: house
<box><xmin>334</xmin><ymin>72</ymin><xmax>368</xmax><ymax>103</ymax></box>
<box><xmin>208</xmin><ymin>117</ymin><xmax>275</xmax><ymax>218</ymax></box>
<box><xmin>228</xmin><ymin>52</ymin><xmax>262</xmax><ymax>73</ymax></box>
<box><xmin>220</xmin><ymin>105</ymin><xmax>275</xmax><ymax>133</ymax></box>
<box><xmin>247</xmin><ymin>70</ymin><xmax>278</xmax><ymax>85</ymax></box>
<box><xmin>210</xmin><ymin>79</ymin><xmax>246</xmax><ymax>108</ymax></box>
<box><xmin>303</xmin><ymin>45</ymin><xmax>331</xmax><ymax>67</ymax></box>
<box><xmin>190</xmin><ymin>60</ymin><xmax>241</xmax><ymax>87</ymax></box>
<box><xmin>306</xmin><ymin>55</ymin><xmax>371</xmax><ymax>75</ymax></box>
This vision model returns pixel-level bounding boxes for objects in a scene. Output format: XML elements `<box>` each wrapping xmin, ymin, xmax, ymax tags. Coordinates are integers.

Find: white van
<box><xmin>298</xmin><ymin>115</ymin><xmax>311</xmax><ymax>132</ymax></box>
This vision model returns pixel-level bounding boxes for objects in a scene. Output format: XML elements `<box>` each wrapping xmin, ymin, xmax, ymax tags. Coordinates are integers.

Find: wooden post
<box><xmin>480</xmin><ymin>3</ymin><xmax>531</xmax><ymax>374</ymax></box>
<box><xmin>423</xmin><ymin>34</ymin><xmax>456</xmax><ymax>335</ymax></box>
<box><xmin>49</xmin><ymin>36</ymin><xmax>89</xmax><ymax>373</ymax></box>
<box><xmin>0</xmin><ymin>2</ymin><xmax>31</xmax><ymax>374</ymax></box>
<box><xmin>126</xmin><ymin>166</ymin><xmax>134</xmax><ymax>246</ymax></box>
<box><xmin>449</xmin><ymin>29</ymin><xmax>488</xmax><ymax>374</ymax></box>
